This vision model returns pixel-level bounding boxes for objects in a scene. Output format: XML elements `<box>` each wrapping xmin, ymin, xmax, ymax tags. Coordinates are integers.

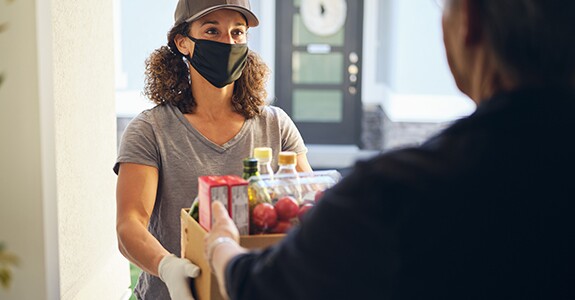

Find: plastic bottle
<box><xmin>276</xmin><ymin>151</ymin><xmax>298</xmax><ymax>175</ymax></box>
<box><xmin>275</xmin><ymin>151</ymin><xmax>302</xmax><ymax>203</ymax></box>
<box><xmin>253</xmin><ymin>147</ymin><xmax>274</xmax><ymax>179</ymax></box>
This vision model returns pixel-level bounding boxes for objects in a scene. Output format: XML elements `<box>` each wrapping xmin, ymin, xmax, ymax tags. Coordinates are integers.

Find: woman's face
<box><xmin>189</xmin><ymin>9</ymin><xmax>248</xmax><ymax>45</ymax></box>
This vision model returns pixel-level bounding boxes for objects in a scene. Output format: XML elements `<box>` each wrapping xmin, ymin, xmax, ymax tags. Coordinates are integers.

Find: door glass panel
<box><xmin>293</xmin><ymin>52</ymin><xmax>343</xmax><ymax>84</ymax></box>
<box><xmin>293</xmin><ymin>90</ymin><xmax>343</xmax><ymax>122</ymax></box>
<box><xmin>293</xmin><ymin>14</ymin><xmax>344</xmax><ymax>46</ymax></box>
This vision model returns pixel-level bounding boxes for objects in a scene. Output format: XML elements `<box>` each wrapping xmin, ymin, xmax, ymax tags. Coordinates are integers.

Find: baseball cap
<box><xmin>174</xmin><ymin>0</ymin><xmax>259</xmax><ymax>27</ymax></box>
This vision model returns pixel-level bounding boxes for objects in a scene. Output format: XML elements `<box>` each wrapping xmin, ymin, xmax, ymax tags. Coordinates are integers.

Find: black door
<box><xmin>275</xmin><ymin>0</ymin><xmax>364</xmax><ymax>146</ymax></box>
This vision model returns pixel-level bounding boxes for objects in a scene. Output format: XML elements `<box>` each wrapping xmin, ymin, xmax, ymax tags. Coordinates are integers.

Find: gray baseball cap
<box><xmin>174</xmin><ymin>0</ymin><xmax>259</xmax><ymax>27</ymax></box>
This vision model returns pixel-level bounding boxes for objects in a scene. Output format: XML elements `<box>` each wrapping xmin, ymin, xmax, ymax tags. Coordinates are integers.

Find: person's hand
<box><xmin>205</xmin><ymin>201</ymin><xmax>243</xmax><ymax>299</ymax></box>
<box><xmin>158</xmin><ymin>254</ymin><xmax>200</xmax><ymax>300</ymax></box>
<box><xmin>205</xmin><ymin>201</ymin><xmax>240</xmax><ymax>254</ymax></box>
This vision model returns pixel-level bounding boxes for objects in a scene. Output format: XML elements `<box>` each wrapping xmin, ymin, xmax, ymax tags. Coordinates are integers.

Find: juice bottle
<box><xmin>275</xmin><ymin>151</ymin><xmax>302</xmax><ymax>203</ymax></box>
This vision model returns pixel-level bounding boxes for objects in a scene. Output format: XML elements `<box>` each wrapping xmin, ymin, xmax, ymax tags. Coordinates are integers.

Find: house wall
<box><xmin>0</xmin><ymin>0</ymin><xmax>48</xmax><ymax>298</ymax></box>
<box><xmin>0</xmin><ymin>0</ymin><xmax>130</xmax><ymax>299</ymax></box>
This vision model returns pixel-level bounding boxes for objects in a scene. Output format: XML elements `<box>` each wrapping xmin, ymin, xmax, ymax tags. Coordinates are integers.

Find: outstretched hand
<box><xmin>204</xmin><ymin>201</ymin><xmax>246</xmax><ymax>300</ymax></box>
<box><xmin>205</xmin><ymin>201</ymin><xmax>240</xmax><ymax>255</ymax></box>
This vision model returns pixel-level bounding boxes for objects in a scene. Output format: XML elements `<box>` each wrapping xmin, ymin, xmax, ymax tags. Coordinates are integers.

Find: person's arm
<box><xmin>116</xmin><ymin>162</ymin><xmax>167</xmax><ymax>275</ymax></box>
<box><xmin>117</xmin><ymin>162</ymin><xmax>199</xmax><ymax>299</ymax></box>
<box><xmin>204</xmin><ymin>201</ymin><xmax>248</xmax><ymax>299</ymax></box>
<box><xmin>296</xmin><ymin>153</ymin><xmax>313</xmax><ymax>173</ymax></box>
<box><xmin>209</xmin><ymin>158</ymin><xmax>392</xmax><ymax>300</ymax></box>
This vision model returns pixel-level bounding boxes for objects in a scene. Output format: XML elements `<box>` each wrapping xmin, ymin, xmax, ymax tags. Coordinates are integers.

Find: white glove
<box><xmin>158</xmin><ymin>254</ymin><xmax>201</xmax><ymax>300</ymax></box>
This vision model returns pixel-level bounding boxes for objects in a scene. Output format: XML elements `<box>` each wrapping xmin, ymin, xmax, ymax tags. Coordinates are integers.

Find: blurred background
<box><xmin>115</xmin><ymin>0</ymin><xmax>474</xmax><ymax>169</ymax></box>
<box><xmin>0</xmin><ymin>0</ymin><xmax>474</xmax><ymax>299</ymax></box>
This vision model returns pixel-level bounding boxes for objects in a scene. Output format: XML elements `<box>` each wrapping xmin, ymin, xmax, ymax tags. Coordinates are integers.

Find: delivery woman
<box><xmin>114</xmin><ymin>0</ymin><xmax>312</xmax><ymax>299</ymax></box>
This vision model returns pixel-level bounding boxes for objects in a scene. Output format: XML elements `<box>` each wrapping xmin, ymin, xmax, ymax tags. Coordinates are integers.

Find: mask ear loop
<box><xmin>183</xmin><ymin>34</ymin><xmax>197</xmax><ymax>66</ymax></box>
<box><xmin>181</xmin><ymin>34</ymin><xmax>195</xmax><ymax>74</ymax></box>
<box><xmin>185</xmin><ymin>34</ymin><xmax>198</xmax><ymax>43</ymax></box>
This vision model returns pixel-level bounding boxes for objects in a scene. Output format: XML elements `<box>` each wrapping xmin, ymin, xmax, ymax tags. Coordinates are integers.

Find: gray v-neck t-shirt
<box><xmin>114</xmin><ymin>103</ymin><xmax>307</xmax><ymax>299</ymax></box>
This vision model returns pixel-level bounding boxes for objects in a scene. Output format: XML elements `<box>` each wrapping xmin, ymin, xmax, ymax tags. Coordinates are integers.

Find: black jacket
<box><xmin>226</xmin><ymin>87</ymin><xmax>575</xmax><ymax>300</ymax></box>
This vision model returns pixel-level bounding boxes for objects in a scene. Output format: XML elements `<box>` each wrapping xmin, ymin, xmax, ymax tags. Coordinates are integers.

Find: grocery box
<box><xmin>181</xmin><ymin>209</ymin><xmax>285</xmax><ymax>300</ymax></box>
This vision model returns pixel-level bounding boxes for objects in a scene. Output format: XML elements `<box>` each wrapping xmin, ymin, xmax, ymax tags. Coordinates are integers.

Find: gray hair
<box><xmin>476</xmin><ymin>0</ymin><xmax>575</xmax><ymax>86</ymax></box>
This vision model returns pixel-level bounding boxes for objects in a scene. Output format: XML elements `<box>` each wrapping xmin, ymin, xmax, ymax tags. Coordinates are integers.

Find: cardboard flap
<box><xmin>181</xmin><ymin>209</ymin><xmax>223</xmax><ymax>300</ymax></box>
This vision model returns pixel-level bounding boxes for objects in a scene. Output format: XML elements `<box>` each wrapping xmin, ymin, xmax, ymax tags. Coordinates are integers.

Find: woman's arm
<box><xmin>296</xmin><ymin>153</ymin><xmax>313</xmax><ymax>173</ymax></box>
<box><xmin>116</xmin><ymin>162</ymin><xmax>169</xmax><ymax>276</ymax></box>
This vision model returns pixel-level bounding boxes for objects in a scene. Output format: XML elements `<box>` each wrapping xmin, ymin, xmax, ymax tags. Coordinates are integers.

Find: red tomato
<box><xmin>298</xmin><ymin>203</ymin><xmax>314</xmax><ymax>222</ymax></box>
<box><xmin>270</xmin><ymin>220</ymin><xmax>293</xmax><ymax>234</ymax></box>
<box><xmin>252</xmin><ymin>203</ymin><xmax>278</xmax><ymax>230</ymax></box>
<box><xmin>314</xmin><ymin>190</ymin><xmax>325</xmax><ymax>203</ymax></box>
<box><xmin>274</xmin><ymin>196</ymin><xmax>300</xmax><ymax>221</ymax></box>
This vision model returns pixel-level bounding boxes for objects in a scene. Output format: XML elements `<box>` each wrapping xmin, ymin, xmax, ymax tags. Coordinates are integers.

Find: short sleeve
<box><xmin>275</xmin><ymin>107</ymin><xmax>308</xmax><ymax>155</ymax></box>
<box><xmin>113</xmin><ymin>113</ymin><xmax>160</xmax><ymax>174</ymax></box>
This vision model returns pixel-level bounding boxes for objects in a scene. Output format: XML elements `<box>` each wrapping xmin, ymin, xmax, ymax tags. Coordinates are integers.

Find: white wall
<box><xmin>0</xmin><ymin>0</ymin><xmax>49</xmax><ymax>298</ymax></box>
<box><xmin>0</xmin><ymin>0</ymin><xmax>130</xmax><ymax>299</ymax></box>
<box><xmin>51</xmin><ymin>0</ymin><xmax>131</xmax><ymax>298</ymax></box>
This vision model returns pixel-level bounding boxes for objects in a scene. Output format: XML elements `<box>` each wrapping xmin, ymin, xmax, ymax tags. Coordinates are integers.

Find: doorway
<box><xmin>275</xmin><ymin>0</ymin><xmax>365</xmax><ymax>146</ymax></box>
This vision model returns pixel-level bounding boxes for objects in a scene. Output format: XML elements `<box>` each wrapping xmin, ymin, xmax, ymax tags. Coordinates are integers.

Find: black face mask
<box><xmin>186</xmin><ymin>35</ymin><xmax>249</xmax><ymax>88</ymax></box>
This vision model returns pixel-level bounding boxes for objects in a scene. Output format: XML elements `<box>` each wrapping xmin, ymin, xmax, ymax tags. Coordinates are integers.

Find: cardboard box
<box><xmin>181</xmin><ymin>209</ymin><xmax>285</xmax><ymax>300</ymax></box>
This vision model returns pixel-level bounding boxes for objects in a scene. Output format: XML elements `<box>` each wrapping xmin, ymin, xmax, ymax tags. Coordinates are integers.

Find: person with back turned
<box><xmin>206</xmin><ymin>0</ymin><xmax>575</xmax><ymax>299</ymax></box>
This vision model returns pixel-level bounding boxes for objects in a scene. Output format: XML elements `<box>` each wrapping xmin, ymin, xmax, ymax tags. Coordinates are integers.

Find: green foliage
<box><xmin>0</xmin><ymin>242</ymin><xmax>19</xmax><ymax>290</ymax></box>
<box><xmin>1</xmin><ymin>0</ymin><xmax>15</xmax><ymax>89</ymax></box>
<box><xmin>0</xmin><ymin>0</ymin><xmax>20</xmax><ymax>291</ymax></box>
<box><xmin>1</xmin><ymin>21</ymin><xmax>5</xmax><ymax>90</ymax></box>
<box><xmin>130</xmin><ymin>263</ymin><xmax>142</xmax><ymax>299</ymax></box>
<box><xmin>1</xmin><ymin>21</ymin><xmax>5</xmax><ymax>89</ymax></box>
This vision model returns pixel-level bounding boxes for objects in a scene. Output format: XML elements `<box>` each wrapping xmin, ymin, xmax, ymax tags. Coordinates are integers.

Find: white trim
<box><xmin>306</xmin><ymin>144</ymin><xmax>379</xmax><ymax>169</ymax></box>
<box><xmin>382</xmin><ymin>93</ymin><xmax>475</xmax><ymax>123</ymax></box>
<box><xmin>258</xmin><ymin>0</ymin><xmax>276</xmax><ymax>103</ymax></box>
<box><xmin>362</xmin><ymin>0</ymin><xmax>393</xmax><ymax>105</ymax></box>
<box><xmin>114</xmin><ymin>0</ymin><xmax>128</xmax><ymax>89</ymax></box>
<box><xmin>36</xmin><ymin>0</ymin><xmax>61</xmax><ymax>299</ymax></box>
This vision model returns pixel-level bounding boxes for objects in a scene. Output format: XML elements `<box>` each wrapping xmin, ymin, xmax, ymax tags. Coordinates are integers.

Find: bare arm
<box><xmin>116</xmin><ymin>162</ymin><xmax>169</xmax><ymax>276</ymax></box>
<box><xmin>296</xmin><ymin>153</ymin><xmax>313</xmax><ymax>173</ymax></box>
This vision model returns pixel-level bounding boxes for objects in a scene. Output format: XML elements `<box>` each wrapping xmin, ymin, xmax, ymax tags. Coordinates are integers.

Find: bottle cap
<box><xmin>243</xmin><ymin>157</ymin><xmax>259</xmax><ymax>168</ymax></box>
<box><xmin>278</xmin><ymin>151</ymin><xmax>297</xmax><ymax>165</ymax></box>
<box><xmin>253</xmin><ymin>147</ymin><xmax>272</xmax><ymax>162</ymax></box>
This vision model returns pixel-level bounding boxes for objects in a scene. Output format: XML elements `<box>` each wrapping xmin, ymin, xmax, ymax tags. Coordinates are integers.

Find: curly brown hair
<box><xmin>143</xmin><ymin>22</ymin><xmax>270</xmax><ymax>118</ymax></box>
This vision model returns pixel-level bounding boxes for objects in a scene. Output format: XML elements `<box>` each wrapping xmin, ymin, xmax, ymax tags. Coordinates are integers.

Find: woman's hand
<box><xmin>205</xmin><ymin>201</ymin><xmax>247</xmax><ymax>299</ymax></box>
